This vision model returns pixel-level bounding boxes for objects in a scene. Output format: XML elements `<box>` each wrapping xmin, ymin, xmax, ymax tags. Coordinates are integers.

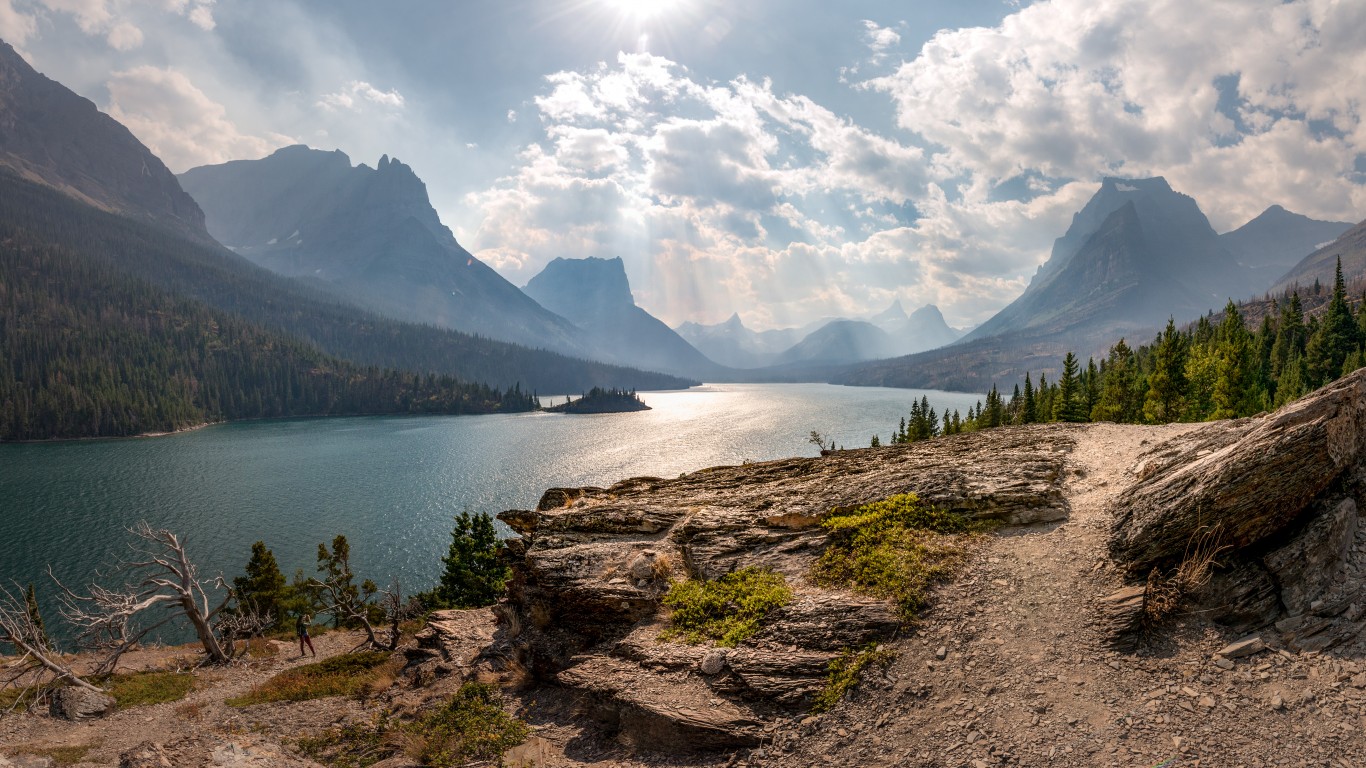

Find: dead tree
<box><xmin>214</xmin><ymin>601</ymin><xmax>275</xmax><ymax>660</ymax></box>
<box><xmin>51</xmin><ymin>522</ymin><xmax>232</xmax><ymax>674</ymax></box>
<box><xmin>309</xmin><ymin>573</ymin><xmax>416</xmax><ymax>652</ymax></box>
<box><xmin>0</xmin><ymin>582</ymin><xmax>102</xmax><ymax>711</ymax></box>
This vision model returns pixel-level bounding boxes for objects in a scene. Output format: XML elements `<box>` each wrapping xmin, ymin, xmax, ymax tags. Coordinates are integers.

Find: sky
<box><xmin>3</xmin><ymin>0</ymin><xmax>1365</xmax><ymax>330</ymax></box>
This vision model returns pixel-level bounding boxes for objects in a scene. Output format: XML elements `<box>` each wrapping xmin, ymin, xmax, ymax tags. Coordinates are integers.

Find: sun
<box><xmin>601</xmin><ymin>0</ymin><xmax>686</xmax><ymax>22</ymax></box>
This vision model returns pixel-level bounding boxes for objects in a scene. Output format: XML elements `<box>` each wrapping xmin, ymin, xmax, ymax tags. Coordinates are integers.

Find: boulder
<box><xmin>118</xmin><ymin>743</ymin><xmax>172</xmax><ymax>768</ymax></box>
<box><xmin>48</xmin><ymin>685</ymin><xmax>115</xmax><ymax>720</ymax></box>
<box><xmin>1109</xmin><ymin>369</ymin><xmax>1366</xmax><ymax>572</ymax></box>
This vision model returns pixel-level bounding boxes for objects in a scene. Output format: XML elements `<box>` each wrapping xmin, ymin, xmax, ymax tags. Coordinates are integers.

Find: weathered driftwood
<box><xmin>1108</xmin><ymin>368</ymin><xmax>1366</xmax><ymax>573</ymax></box>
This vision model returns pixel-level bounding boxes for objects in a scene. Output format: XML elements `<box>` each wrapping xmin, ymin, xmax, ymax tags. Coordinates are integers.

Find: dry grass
<box><xmin>175</xmin><ymin>699</ymin><xmax>206</xmax><ymax>721</ymax></box>
<box><xmin>13</xmin><ymin>743</ymin><xmax>95</xmax><ymax>765</ymax></box>
<box><xmin>1143</xmin><ymin>525</ymin><xmax>1228</xmax><ymax>626</ymax></box>
<box><xmin>99</xmin><ymin>670</ymin><xmax>196</xmax><ymax>709</ymax></box>
<box><xmin>226</xmin><ymin>651</ymin><xmax>397</xmax><ymax>707</ymax></box>
<box><xmin>245</xmin><ymin>636</ymin><xmax>280</xmax><ymax>659</ymax></box>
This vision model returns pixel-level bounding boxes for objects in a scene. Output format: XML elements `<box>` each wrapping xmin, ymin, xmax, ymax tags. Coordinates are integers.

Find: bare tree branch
<box><xmin>0</xmin><ymin>581</ymin><xmax>101</xmax><ymax>712</ymax></box>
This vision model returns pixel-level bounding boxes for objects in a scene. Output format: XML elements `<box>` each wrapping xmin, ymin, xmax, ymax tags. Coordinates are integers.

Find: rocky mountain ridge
<box><xmin>179</xmin><ymin>146</ymin><xmax>586</xmax><ymax>354</ymax></box>
<box><xmin>0</xmin><ymin>41</ymin><xmax>208</xmax><ymax>241</ymax></box>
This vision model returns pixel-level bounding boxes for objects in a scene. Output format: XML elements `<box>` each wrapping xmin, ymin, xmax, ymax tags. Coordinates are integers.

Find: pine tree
<box><xmin>436</xmin><ymin>511</ymin><xmax>510</xmax><ymax>609</ymax></box>
<box><xmin>1212</xmin><ymin>300</ymin><xmax>1256</xmax><ymax>419</ymax></box>
<box><xmin>1306</xmin><ymin>257</ymin><xmax>1359</xmax><ymax>386</ymax></box>
<box><xmin>1093</xmin><ymin>338</ymin><xmax>1138</xmax><ymax>422</ymax></box>
<box><xmin>233</xmin><ymin>541</ymin><xmax>290</xmax><ymax>624</ymax></box>
<box><xmin>1021</xmin><ymin>373</ymin><xmax>1036</xmax><ymax>424</ymax></box>
<box><xmin>1143</xmin><ymin>318</ymin><xmax>1188</xmax><ymax>423</ymax></box>
<box><xmin>317</xmin><ymin>535</ymin><xmax>360</xmax><ymax>628</ymax></box>
<box><xmin>1053</xmin><ymin>352</ymin><xmax>1086</xmax><ymax>422</ymax></box>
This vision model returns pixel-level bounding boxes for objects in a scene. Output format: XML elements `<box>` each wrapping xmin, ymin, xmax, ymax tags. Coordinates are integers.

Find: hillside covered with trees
<box><xmin>890</xmin><ymin>259</ymin><xmax>1366</xmax><ymax>442</ymax></box>
<box><xmin>0</xmin><ymin>229</ymin><xmax>536</xmax><ymax>440</ymax></box>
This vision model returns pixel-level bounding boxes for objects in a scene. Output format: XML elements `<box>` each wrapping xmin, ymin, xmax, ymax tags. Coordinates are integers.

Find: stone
<box><xmin>935</xmin><ymin>646</ymin><xmax>948</xmax><ymax>660</ymax></box>
<box><xmin>1263</xmin><ymin>498</ymin><xmax>1359</xmax><ymax>615</ymax></box>
<box><xmin>1110</xmin><ymin>369</ymin><xmax>1366</xmax><ymax>573</ymax></box>
<box><xmin>1096</xmin><ymin>585</ymin><xmax>1146</xmax><ymax>650</ymax></box>
<box><xmin>1213</xmin><ymin>657</ymin><xmax>1234</xmax><ymax>670</ymax></box>
<box><xmin>1217</xmin><ymin>636</ymin><xmax>1267</xmax><ymax>659</ymax></box>
<box><xmin>48</xmin><ymin>685</ymin><xmax>115</xmax><ymax>720</ymax></box>
<box><xmin>1270</xmin><ymin>694</ymin><xmax>1284</xmax><ymax>710</ymax></box>
<box><xmin>118</xmin><ymin>743</ymin><xmax>172</xmax><ymax>768</ymax></box>
<box><xmin>700</xmin><ymin>649</ymin><xmax>728</xmax><ymax>676</ymax></box>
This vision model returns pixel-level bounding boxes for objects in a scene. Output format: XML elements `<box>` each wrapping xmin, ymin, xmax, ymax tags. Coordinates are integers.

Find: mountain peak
<box><xmin>870</xmin><ymin>300</ymin><xmax>909</xmax><ymax>325</ymax></box>
<box><xmin>524</xmin><ymin>257</ymin><xmax>635</xmax><ymax>318</ymax></box>
<box><xmin>722</xmin><ymin>312</ymin><xmax>746</xmax><ymax>330</ymax></box>
<box><xmin>908</xmin><ymin>303</ymin><xmax>946</xmax><ymax>322</ymax></box>
<box><xmin>1100</xmin><ymin>176</ymin><xmax>1173</xmax><ymax>194</ymax></box>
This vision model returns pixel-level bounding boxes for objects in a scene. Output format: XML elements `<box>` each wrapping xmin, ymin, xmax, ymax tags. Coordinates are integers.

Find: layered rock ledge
<box><xmin>1106</xmin><ymin>368</ymin><xmax>1366</xmax><ymax>651</ymax></box>
<box><xmin>493</xmin><ymin>426</ymin><xmax>1078</xmax><ymax>749</ymax></box>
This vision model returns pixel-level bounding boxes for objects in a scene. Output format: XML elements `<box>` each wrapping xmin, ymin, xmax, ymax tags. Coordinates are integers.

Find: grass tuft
<box><xmin>811</xmin><ymin>493</ymin><xmax>982</xmax><ymax>621</ymax></box>
<box><xmin>297</xmin><ymin>682</ymin><xmax>528</xmax><ymax>768</ymax></box>
<box><xmin>812</xmin><ymin>644</ymin><xmax>894</xmax><ymax>713</ymax></box>
<box><xmin>13</xmin><ymin>744</ymin><xmax>94</xmax><ymax>765</ymax></box>
<box><xmin>227</xmin><ymin>650</ymin><xmax>394</xmax><ymax>707</ymax></box>
<box><xmin>98</xmin><ymin>670</ymin><xmax>195</xmax><ymax>709</ymax></box>
<box><xmin>661</xmin><ymin>567</ymin><xmax>792</xmax><ymax>647</ymax></box>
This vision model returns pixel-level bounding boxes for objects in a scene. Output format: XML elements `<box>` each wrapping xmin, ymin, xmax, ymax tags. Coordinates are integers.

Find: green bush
<box><xmin>812</xmin><ymin>493</ymin><xmax>980</xmax><ymax>620</ymax></box>
<box><xmin>812</xmin><ymin>644</ymin><xmax>894</xmax><ymax>712</ymax></box>
<box><xmin>661</xmin><ymin>567</ymin><xmax>792</xmax><ymax>647</ymax></box>
<box><xmin>297</xmin><ymin>682</ymin><xmax>528</xmax><ymax>768</ymax></box>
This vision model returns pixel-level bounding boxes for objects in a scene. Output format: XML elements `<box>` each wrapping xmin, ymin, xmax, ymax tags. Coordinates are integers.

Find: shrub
<box><xmin>227</xmin><ymin>650</ymin><xmax>394</xmax><ymax>706</ymax></box>
<box><xmin>812</xmin><ymin>493</ymin><xmax>980</xmax><ymax>620</ymax></box>
<box><xmin>812</xmin><ymin>644</ymin><xmax>894</xmax><ymax>712</ymax></box>
<box><xmin>661</xmin><ymin>567</ymin><xmax>792</xmax><ymax>647</ymax></box>
<box><xmin>297</xmin><ymin>683</ymin><xmax>528</xmax><ymax>768</ymax></box>
<box><xmin>416</xmin><ymin>682</ymin><xmax>529</xmax><ymax>766</ymax></box>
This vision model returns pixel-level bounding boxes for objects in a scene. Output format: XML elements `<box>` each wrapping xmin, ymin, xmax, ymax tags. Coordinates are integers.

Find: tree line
<box><xmin>0</xmin><ymin>173</ymin><xmax>695</xmax><ymax>397</ymax></box>
<box><xmin>0</xmin><ymin>232</ymin><xmax>538</xmax><ymax>440</ymax></box>
<box><xmin>889</xmin><ymin>258</ymin><xmax>1366</xmax><ymax>443</ymax></box>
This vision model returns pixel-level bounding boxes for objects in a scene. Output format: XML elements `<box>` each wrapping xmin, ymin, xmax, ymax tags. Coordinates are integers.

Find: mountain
<box><xmin>1272</xmin><ymin>218</ymin><xmax>1366</xmax><ymax>294</ymax></box>
<box><xmin>674</xmin><ymin>315</ymin><xmax>805</xmax><ymax>369</ymax></box>
<box><xmin>839</xmin><ymin>177</ymin><xmax>1262</xmax><ymax>392</ymax></box>
<box><xmin>1221</xmin><ymin>205</ymin><xmax>1353</xmax><ymax>285</ymax></box>
<box><xmin>868</xmin><ymin>301</ymin><xmax>965</xmax><ymax>353</ymax></box>
<box><xmin>0</xmin><ymin>41</ymin><xmax>208</xmax><ymax>240</ymax></box>
<box><xmin>521</xmin><ymin>257</ymin><xmax>722</xmax><ymax>378</ymax></box>
<box><xmin>773</xmin><ymin>320</ymin><xmax>898</xmax><ymax>366</ymax></box>
<box><xmin>178</xmin><ymin>146</ymin><xmax>584</xmax><ymax>352</ymax></box>
<box><xmin>964</xmin><ymin>177</ymin><xmax>1253</xmax><ymax>344</ymax></box>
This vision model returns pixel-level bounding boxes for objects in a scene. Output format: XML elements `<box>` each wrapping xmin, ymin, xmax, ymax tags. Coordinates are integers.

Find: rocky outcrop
<box><xmin>496</xmin><ymin>426</ymin><xmax>1075</xmax><ymax>750</ymax></box>
<box><xmin>1107</xmin><ymin>368</ymin><xmax>1366</xmax><ymax>650</ymax></box>
<box><xmin>47</xmin><ymin>686</ymin><xmax>115</xmax><ymax>720</ymax></box>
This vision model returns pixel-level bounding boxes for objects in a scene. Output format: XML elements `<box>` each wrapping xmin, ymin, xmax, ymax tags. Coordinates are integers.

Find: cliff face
<box><xmin>492</xmin><ymin>426</ymin><xmax>1076</xmax><ymax>748</ymax></box>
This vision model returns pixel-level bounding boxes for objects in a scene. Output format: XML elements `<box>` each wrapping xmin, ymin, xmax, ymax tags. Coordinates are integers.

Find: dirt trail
<box><xmin>754</xmin><ymin>423</ymin><xmax>1366</xmax><ymax>768</ymax></box>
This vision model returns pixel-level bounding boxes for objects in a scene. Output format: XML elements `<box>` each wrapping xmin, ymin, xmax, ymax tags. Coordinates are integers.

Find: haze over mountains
<box><xmin>840</xmin><ymin>177</ymin><xmax>1358</xmax><ymax>391</ymax></box>
<box><xmin>522</xmin><ymin>256</ymin><xmax>723</xmax><ymax>379</ymax></box>
<box><xmin>0</xmin><ymin>44</ymin><xmax>696</xmax><ymax>439</ymax></box>
<box><xmin>179</xmin><ymin>146</ymin><xmax>585</xmax><ymax>353</ymax></box>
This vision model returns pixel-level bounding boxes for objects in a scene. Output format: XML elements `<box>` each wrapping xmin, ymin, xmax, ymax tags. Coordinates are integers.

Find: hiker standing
<box><xmin>296</xmin><ymin>612</ymin><xmax>316</xmax><ymax>657</ymax></box>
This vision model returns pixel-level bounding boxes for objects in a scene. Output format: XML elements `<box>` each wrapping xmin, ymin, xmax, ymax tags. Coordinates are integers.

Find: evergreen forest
<box><xmin>890</xmin><ymin>259</ymin><xmax>1366</xmax><ymax>443</ymax></box>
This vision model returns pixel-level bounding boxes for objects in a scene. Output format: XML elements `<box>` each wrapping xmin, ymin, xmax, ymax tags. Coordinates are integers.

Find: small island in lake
<box><xmin>543</xmin><ymin>387</ymin><xmax>651</xmax><ymax>414</ymax></box>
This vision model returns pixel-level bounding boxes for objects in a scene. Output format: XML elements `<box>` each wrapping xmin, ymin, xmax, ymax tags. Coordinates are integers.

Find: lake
<box><xmin>0</xmin><ymin>383</ymin><xmax>982</xmax><ymax>638</ymax></box>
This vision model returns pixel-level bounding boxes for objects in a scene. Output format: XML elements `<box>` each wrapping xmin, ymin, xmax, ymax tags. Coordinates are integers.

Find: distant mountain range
<box><xmin>522</xmin><ymin>256</ymin><xmax>724</xmax><ymax>379</ymax></box>
<box><xmin>675</xmin><ymin>300</ymin><xmax>964</xmax><ymax>369</ymax></box>
<box><xmin>1272</xmin><ymin>218</ymin><xmax>1366</xmax><ymax>294</ymax></box>
<box><xmin>0</xmin><ymin>44</ymin><xmax>692</xmax><ymax>438</ymax></box>
<box><xmin>179</xmin><ymin>146</ymin><xmax>585</xmax><ymax>353</ymax></box>
<box><xmin>840</xmin><ymin>177</ymin><xmax>1357</xmax><ymax>392</ymax></box>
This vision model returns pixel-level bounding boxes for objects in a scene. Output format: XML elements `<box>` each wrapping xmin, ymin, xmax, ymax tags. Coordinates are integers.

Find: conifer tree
<box><xmin>436</xmin><ymin>511</ymin><xmax>509</xmax><ymax>609</ymax></box>
<box><xmin>1213</xmin><ymin>300</ymin><xmax>1257</xmax><ymax>419</ymax></box>
<box><xmin>1053</xmin><ymin>352</ymin><xmax>1086</xmax><ymax>422</ymax></box>
<box><xmin>1144</xmin><ymin>318</ymin><xmax>1188</xmax><ymax>423</ymax></box>
<box><xmin>1022</xmin><ymin>373</ymin><xmax>1036</xmax><ymax>424</ymax></box>
<box><xmin>1093</xmin><ymin>338</ymin><xmax>1138</xmax><ymax>422</ymax></box>
<box><xmin>234</xmin><ymin>541</ymin><xmax>290</xmax><ymax>624</ymax></box>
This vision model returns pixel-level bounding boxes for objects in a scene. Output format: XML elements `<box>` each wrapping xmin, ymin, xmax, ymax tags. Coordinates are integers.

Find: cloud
<box><xmin>861</xmin><ymin>20</ymin><xmax>900</xmax><ymax>62</ymax></box>
<box><xmin>105</xmin><ymin>20</ymin><xmax>142</xmax><ymax>50</ymax></box>
<box><xmin>466</xmin><ymin>52</ymin><xmax>955</xmax><ymax>328</ymax></box>
<box><xmin>0</xmin><ymin>0</ymin><xmax>36</xmax><ymax>47</ymax></box>
<box><xmin>864</xmin><ymin>0</ymin><xmax>1366</xmax><ymax>231</ymax></box>
<box><xmin>317</xmin><ymin>80</ymin><xmax>406</xmax><ymax>111</ymax></box>
<box><xmin>105</xmin><ymin>65</ymin><xmax>288</xmax><ymax>171</ymax></box>
<box><xmin>38</xmin><ymin>0</ymin><xmax>110</xmax><ymax>34</ymax></box>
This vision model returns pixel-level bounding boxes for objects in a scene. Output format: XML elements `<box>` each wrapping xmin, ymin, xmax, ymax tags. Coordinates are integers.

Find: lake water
<box><xmin>0</xmin><ymin>383</ymin><xmax>982</xmax><ymax>637</ymax></box>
